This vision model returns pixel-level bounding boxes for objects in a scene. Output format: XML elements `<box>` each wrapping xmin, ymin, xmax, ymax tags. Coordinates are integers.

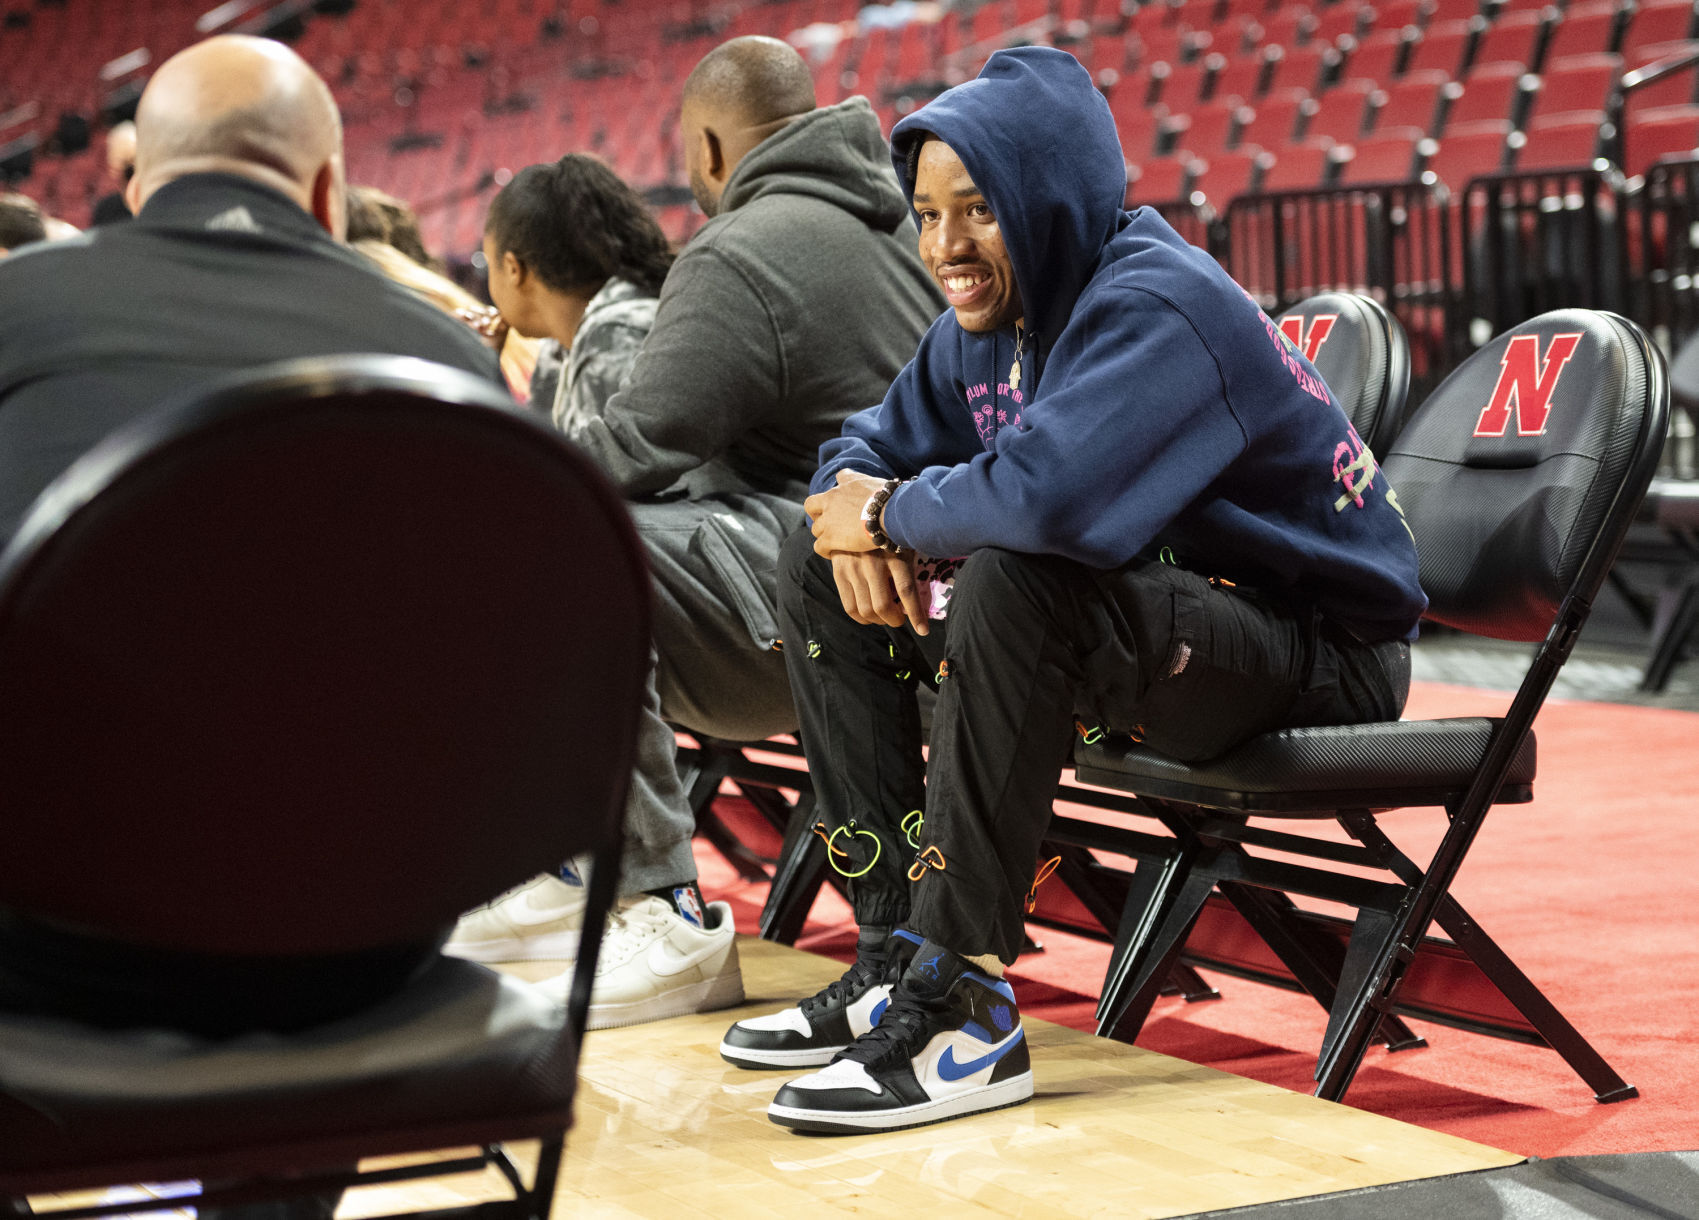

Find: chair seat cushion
<box><xmin>0</xmin><ymin>955</ymin><xmax>576</xmax><ymax>1189</ymax></box>
<box><xmin>1072</xmin><ymin>717</ymin><xmax>1537</xmax><ymax>814</ymax></box>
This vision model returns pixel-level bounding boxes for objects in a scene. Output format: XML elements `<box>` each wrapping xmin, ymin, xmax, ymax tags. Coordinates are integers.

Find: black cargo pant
<box><xmin>777</xmin><ymin>526</ymin><xmax>1411</xmax><ymax>965</ymax></box>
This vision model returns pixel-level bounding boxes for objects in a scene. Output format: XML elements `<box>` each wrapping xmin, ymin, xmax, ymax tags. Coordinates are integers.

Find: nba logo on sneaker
<box><xmin>673</xmin><ymin>885</ymin><xmax>705</xmax><ymax>928</ymax></box>
<box><xmin>917</xmin><ymin>953</ymin><xmax>943</xmax><ymax>981</ymax></box>
<box><xmin>990</xmin><ymin>1002</ymin><xmax>1013</xmax><ymax>1034</ymax></box>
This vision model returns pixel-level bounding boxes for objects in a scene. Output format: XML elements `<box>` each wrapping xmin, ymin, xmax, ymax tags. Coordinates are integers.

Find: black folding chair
<box><xmin>0</xmin><ymin>356</ymin><xmax>651</xmax><ymax>1216</ymax></box>
<box><xmin>1072</xmin><ymin>309</ymin><xmax>1663</xmax><ymax>1102</ymax></box>
<box><xmin>1274</xmin><ymin>289</ymin><xmax>1411</xmax><ymax>456</ymax></box>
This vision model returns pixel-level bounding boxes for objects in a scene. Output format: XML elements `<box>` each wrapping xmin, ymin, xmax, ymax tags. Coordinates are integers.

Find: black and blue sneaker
<box><xmin>719</xmin><ymin>927</ymin><xmax>923</xmax><ymax>1070</ymax></box>
<box><xmin>766</xmin><ymin>939</ymin><xmax>1033</xmax><ymax>1133</ymax></box>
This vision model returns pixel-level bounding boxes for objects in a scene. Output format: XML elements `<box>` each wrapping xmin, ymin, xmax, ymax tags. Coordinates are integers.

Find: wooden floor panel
<box><xmin>512</xmin><ymin>938</ymin><xmax>1518</xmax><ymax>1218</ymax></box>
<box><xmin>34</xmin><ymin>938</ymin><xmax>1521</xmax><ymax>1220</ymax></box>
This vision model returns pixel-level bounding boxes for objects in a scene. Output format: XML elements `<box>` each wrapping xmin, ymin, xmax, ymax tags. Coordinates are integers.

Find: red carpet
<box><xmin>695</xmin><ymin>680</ymin><xmax>1699</xmax><ymax>1158</ymax></box>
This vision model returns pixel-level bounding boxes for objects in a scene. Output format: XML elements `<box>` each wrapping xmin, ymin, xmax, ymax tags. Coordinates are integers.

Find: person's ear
<box><xmin>702</xmin><ymin>125</ymin><xmax>727</xmax><ymax>184</ymax></box>
<box><xmin>503</xmin><ymin>249</ymin><xmax>527</xmax><ymax>288</ymax></box>
<box><xmin>123</xmin><ymin>173</ymin><xmax>142</xmax><ymax>215</ymax></box>
<box><xmin>310</xmin><ymin>157</ymin><xmax>347</xmax><ymax>239</ymax></box>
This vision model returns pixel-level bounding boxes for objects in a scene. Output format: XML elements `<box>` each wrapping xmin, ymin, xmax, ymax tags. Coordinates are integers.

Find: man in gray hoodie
<box><xmin>447</xmin><ymin>36</ymin><xmax>943</xmax><ymax>1029</ymax></box>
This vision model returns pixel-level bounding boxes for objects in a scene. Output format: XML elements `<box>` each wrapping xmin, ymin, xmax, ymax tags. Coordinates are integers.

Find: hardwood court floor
<box><xmin>360</xmin><ymin>938</ymin><xmax>1518</xmax><ymax>1220</ymax></box>
<box><xmin>35</xmin><ymin>938</ymin><xmax>1521</xmax><ymax>1220</ymax></box>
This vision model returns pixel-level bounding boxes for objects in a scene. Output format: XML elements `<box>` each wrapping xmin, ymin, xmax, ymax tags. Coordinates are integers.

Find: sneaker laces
<box><xmin>593</xmin><ymin>901</ymin><xmax>673</xmax><ymax>971</ymax></box>
<box><xmin>798</xmin><ymin>954</ymin><xmax>887</xmax><ymax>1020</ymax></box>
<box><xmin>837</xmin><ymin>981</ymin><xmax>952</xmax><ymax>1066</ymax></box>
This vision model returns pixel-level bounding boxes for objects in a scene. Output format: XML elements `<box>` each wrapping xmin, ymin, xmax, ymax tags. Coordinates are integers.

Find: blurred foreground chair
<box><xmin>0</xmin><ymin>356</ymin><xmax>650</xmax><ymax>1219</ymax></box>
<box><xmin>1075</xmin><ymin>310</ymin><xmax>1663</xmax><ymax>1102</ymax></box>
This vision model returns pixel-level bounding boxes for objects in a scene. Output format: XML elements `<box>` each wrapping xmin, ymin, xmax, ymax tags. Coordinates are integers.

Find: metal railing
<box><xmin>1221</xmin><ymin>179</ymin><xmax>1457</xmax><ymax>393</ymax></box>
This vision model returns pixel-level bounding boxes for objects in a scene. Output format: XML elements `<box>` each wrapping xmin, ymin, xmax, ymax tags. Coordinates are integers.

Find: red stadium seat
<box><xmin>1259</xmin><ymin>136</ymin><xmax>1342</xmax><ymax>189</ymax></box>
<box><xmin>1425</xmin><ymin>0</ymin><xmax>1486</xmax><ymax>22</ymax></box>
<box><xmin>1128</xmin><ymin>152</ymin><xmax>1200</xmax><ymax>204</ymax></box>
<box><xmin>1405</xmin><ymin>16</ymin><xmax>1482</xmax><ymax>75</ymax></box>
<box><xmin>1166</xmin><ymin>98</ymin><xmax>1254</xmax><ymax>153</ymax></box>
<box><xmin>1516</xmin><ymin>109</ymin><xmax>1608</xmax><ymax>168</ymax></box>
<box><xmin>1339</xmin><ymin>26</ymin><xmax>1416</xmax><ymax>85</ymax></box>
<box><xmin>1527</xmin><ymin>51</ymin><xmax>1623</xmax><ymax>122</ymax></box>
<box><xmin>1448</xmin><ymin>60</ymin><xmax>1534</xmax><ymax>127</ymax></box>
<box><xmin>1379</xmin><ymin>68</ymin><xmax>1454</xmax><ymax>134</ymax></box>
<box><xmin>1259</xmin><ymin>8</ymin><xmax>1321</xmax><ymax>49</ymax></box>
<box><xmin>1212</xmin><ymin>46</ymin><xmax>1277</xmax><ymax>100</ymax></box>
<box><xmin>1625</xmin><ymin>101</ymin><xmax>1699</xmax><ymax>174</ymax></box>
<box><xmin>1190</xmin><ymin>147</ymin><xmax>1274</xmax><ymax>205</ymax></box>
<box><xmin>1239</xmin><ymin>86</ymin><xmax>1313</xmax><ymax>145</ymax></box>
<box><xmin>1543</xmin><ymin>0</ymin><xmax>1628</xmax><ymax>64</ymax></box>
<box><xmin>1423</xmin><ymin>118</ymin><xmax>1513</xmax><ymax>187</ymax></box>
<box><xmin>1303</xmin><ymin>78</ymin><xmax>1383</xmax><ymax>144</ymax></box>
<box><xmin>1152</xmin><ymin>56</ymin><xmax>1220</xmax><ymax>109</ymax></box>
<box><xmin>1624</xmin><ymin>41</ymin><xmax>1699</xmax><ymax>120</ymax></box>
<box><xmin>1315</xmin><ymin>2</ymin><xmax>1375</xmax><ymax>47</ymax></box>
<box><xmin>1622</xmin><ymin>0</ymin><xmax>1699</xmax><ymax>57</ymax></box>
<box><xmin>1338</xmin><ymin>124</ymin><xmax>1429</xmax><ymax>180</ymax></box>
<box><xmin>1114</xmin><ymin>95</ymin><xmax>1168</xmax><ymax>160</ymax></box>
<box><xmin>1380</xmin><ymin>0</ymin><xmax>1443</xmax><ymax>30</ymax></box>
<box><xmin>1265</xmin><ymin>43</ymin><xmax>1337</xmax><ymax>94</ymax></box>
<box><xmin>1470</xmin><ymin>8</ymin><xmax>1552</xmax><ymax>72</ymax></box>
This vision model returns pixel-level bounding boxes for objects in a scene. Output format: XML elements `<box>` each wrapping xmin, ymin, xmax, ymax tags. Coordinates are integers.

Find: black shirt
<box><xmin>89</xmin><ymin>191</ymin><xmax>132</xmax><ymax>226</ymax></box>
<box><xmin>0</xmin><ymin>173</ymin><xmax>502</xmax><ymax>542</ymax></box>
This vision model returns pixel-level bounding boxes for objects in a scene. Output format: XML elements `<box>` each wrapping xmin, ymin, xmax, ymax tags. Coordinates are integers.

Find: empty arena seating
<box><xmin>3</xmin><ymin>0</ymin><xmax>1697</xmax><ymax>398</ymax></box>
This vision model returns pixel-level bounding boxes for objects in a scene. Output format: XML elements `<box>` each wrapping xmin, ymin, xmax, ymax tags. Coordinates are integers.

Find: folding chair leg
<box><xmin>1098</xmin><ymin>861</ymin><xmax>1217</xmax><ymax>1043</ymax></box>
<box><xmin>1222</xmin><ymin>882</ymin><xmax>1425</xmax><ymax>1054</ymax></box>
<box><xmin>522</xmin><ymin>1134</ymin><xmax>565</xmax><ymax>1220</ymax></box>
<box><xmin>1641</xmin><ymin>577</ymin><xmax>1699</xmax><ymax>692</ymax></box>
<box><xmin>1345</xmin><ymin>815</ymin><xmax>1635</xmax><ymax>1102</ymax></box>
<box><xmin>1433</xmin><ymin>896</ymin><xmax>1637</xmax><ymax>1102</ymax></box>
<box><xmin>1162</xmin><ymin>961</ymin><xmax>1222</xmax><ymax>1003</ymax></box>
<box><xmin>737</xmin><ymin>780</ymin><xmax>802</xmax><ymax>839</ymax></box>
<box><xmin>1096</xmin><ymin>850</ymin><xmax>1182</xmax><ymax>1024</ymax></box>
<box><xmin>758</xmin><ymin>790</ymin><xmax>829</xmax><ymax>943</ymax></box>
<box><xmin>679</xmin><ymin>745</ymin><xmax>769</xmax><ymax>884</ymax></box>
<box><xmin>1316</xmin><ymin>905</ymin><xmax>1429</xmax><ymax>1076</ymax></box>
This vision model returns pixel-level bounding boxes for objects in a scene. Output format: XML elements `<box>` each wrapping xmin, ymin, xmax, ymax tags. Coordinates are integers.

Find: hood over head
<box><xmin>719</xmin><ymin>96</ymin><xmax>912</xmax><ymax>231</ymax></box>
<box><xmin>891</xmin><ymin>47</ymin><xmax>1126</xmax><ymax>341</ymax></box>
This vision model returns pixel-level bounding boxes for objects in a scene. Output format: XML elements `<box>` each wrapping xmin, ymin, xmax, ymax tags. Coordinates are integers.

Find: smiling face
<box><xmin>912</xmin><ymin>138</ymin><xmax>1023</xmax><ymax>334</ymax></box>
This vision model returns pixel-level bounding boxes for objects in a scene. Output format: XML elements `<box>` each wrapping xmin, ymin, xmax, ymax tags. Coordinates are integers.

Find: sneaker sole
<box><xmin>442</xmin><ymin>929</ymin><xmax>581</xmax><ymax>964</ymax></box>
<box><xmin>718</xmin><ymin>1041</ymin><xmax>846</xmax><ymax>1070</ymax></box>
<box><xmin>767</xmin><ymin>1071</ymin><xmax>1035</xmax><ymax>1134</ymax></box>
<box><xmin>587</xmin><ymin>969</ymin><xmax>746</xmax><ymax>1031</ymax></box>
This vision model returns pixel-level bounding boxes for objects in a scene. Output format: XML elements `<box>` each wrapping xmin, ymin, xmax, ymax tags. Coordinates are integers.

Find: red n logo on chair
<box><xmin>1474</xmin><ymin>333</ymin><xmax>1583</xmax><ymax>438</ymax></box>
<box><xmin>1278</xmin><ymin>313</ymin><xmax>1338</xmax><ymax>362</ymax></box>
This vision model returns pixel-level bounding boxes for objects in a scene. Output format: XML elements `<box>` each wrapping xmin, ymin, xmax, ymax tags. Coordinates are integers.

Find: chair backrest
<box><xmin>0</xmin><ymin>356</ymin><xmax>651</xmax><ymax>957</ymax></box>
<box><xmin>1276</xmin><ymin>291</ymin><xmax>1412</xmax><ymax>454</ymax></box>
<box><xmin>1383</xmin><ymin>310</ymin><xmax>1667</xmax><ymax>640</ymax></box>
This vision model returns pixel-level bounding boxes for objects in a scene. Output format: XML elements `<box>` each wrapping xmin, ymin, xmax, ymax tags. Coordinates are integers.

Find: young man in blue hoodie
<box><xmin>720</xmin><ymin>47</ymin><xmax>1428</xmax><ymax>1134</ymax></box>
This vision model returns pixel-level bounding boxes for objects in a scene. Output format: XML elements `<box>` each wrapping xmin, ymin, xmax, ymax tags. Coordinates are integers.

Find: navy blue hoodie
<box><xmin>814</xmin><ymin>47</ymin><xmax>1427</xmax><ymax>641</ymax></box>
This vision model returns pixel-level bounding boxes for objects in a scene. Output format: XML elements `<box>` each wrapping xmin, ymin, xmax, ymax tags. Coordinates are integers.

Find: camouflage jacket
<box><xmin>550</xmin><ymin>277</ymin><xmax>657</xmax><ymax>434</ymax></box>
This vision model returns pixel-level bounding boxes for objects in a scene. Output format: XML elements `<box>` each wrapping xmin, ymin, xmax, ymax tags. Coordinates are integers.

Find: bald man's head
<box><xmin>127</xmin><ymin>35</ymin><xmax>347</xmax><ymax>237</ymax></box>
<box><xmin>680</xmin><ymin>36</ymin><xmax>817</xmax><ymax>217</ymax></box>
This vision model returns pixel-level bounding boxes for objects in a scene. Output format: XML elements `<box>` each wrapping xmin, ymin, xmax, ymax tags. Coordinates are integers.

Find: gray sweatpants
<box><xmin>616</xmin><ymin>495</ymin><xmax>799</xmax><ymax>895</ymax></box>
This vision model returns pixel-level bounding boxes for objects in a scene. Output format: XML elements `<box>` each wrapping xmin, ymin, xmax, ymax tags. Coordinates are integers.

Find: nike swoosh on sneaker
<box><xmin>646</xmin><ymin>933</ymin><xmax>726</xmax><ymax>978</ymax></box>
<box><xmin>935</xmin><ymin>1029</ymin><xmax>1024</xmax><ymax>1082</ymax></box>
